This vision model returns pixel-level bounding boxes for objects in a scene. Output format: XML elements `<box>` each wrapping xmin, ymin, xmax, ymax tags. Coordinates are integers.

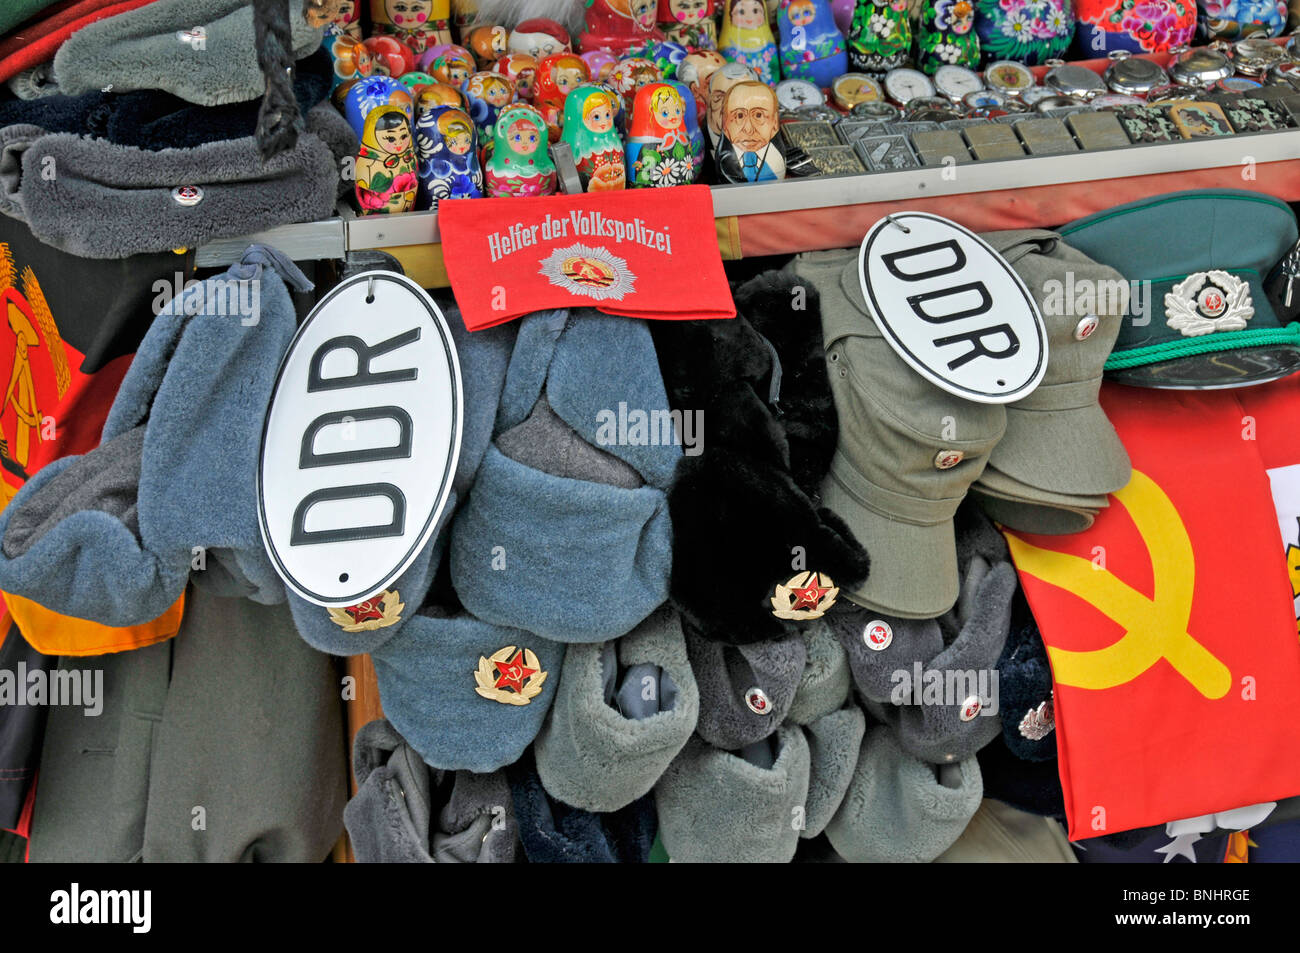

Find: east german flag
<box><xmin>1005</xmin><ymin>383</ymin><xmax>1300</xmax><ymax>841</ymax></box>
<box><xmin>0</xmin><ymin>219</ymin><xmax>193</xmax><ymax>655</ymax></box>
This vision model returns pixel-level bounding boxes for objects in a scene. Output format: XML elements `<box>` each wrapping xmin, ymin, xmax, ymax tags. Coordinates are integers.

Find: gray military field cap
<box><xmin>790</xmin><ymin>250</ymin><xmax>1006</xmax><ymax>620</ymax></box>
<box><xmin>972</xmin><ymin>462</ymin><xmax>1107</xmax><ymax>535</ymax></box>
<box><xmin>981</xmin><ymin>230</ymin><xmax>1132</xmax><ymax>497</ymax></box>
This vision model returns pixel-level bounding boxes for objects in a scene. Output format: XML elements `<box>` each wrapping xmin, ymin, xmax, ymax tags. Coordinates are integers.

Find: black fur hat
<box><xmin>651</xmin><ymin>269</ymin><xmax>869</xmax><ymax>645</ymax></box>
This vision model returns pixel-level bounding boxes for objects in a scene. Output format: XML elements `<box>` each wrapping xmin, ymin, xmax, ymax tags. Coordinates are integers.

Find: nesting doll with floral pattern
<box><xmin>356</xmin><ymin>104</ymin><xmax>420</xmax><ymax>213</ymax></box>
<box><xmin>658</xmin><ymin>0</ymin><xmax>719</xmax><ymax>48</ymax></box>
<box><xmin>534</xmin><ymin>53</ymin><xmax>592</xmax><ymax>139</ymax></box>
<box><xmin>370</xmin><ymin>0</ymin><xmax>452</xmax><ymax>54</ymax></box>
<box><xmin>917</xmin><ymin>0</ymin><xmax>980</xmax><ymax>72</ymax></box>
<box><xmin>626</xmin><ymin>82</ymin><xmax>696</xmax><ymax>186</ymax></box>
<box><xmin>778</xmin><ymin>0</ymin><xmax>848</xmax><ymax>86</ymax></box>
<box><xmin>562</xmin><ymin>84</ymin><xmax>628</xmax><ymax>190</ymax></box>
<box><xmin>719</xmin><ymin>0</ymin><xmax>780</xmax><ymax>83</ymax></box>
<box><xmin>845</xmin><ymin>0</ymin><xmax>912</xmax><ymax>72</ymax></box>
<box><xmin>484</xmin><ymin>103</ymin><xmax>557</xmax><ymax>196</ymax></box>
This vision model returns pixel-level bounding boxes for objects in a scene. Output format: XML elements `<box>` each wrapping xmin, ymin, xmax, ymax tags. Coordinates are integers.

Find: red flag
<box><xmin>1005</xmin><ymin>382</ymin><xmax>1300</xmax><ymax>841</ymax></box>
<box><xmin>438</xmin><ymin>186</ymin><xmax>735</xmax><ymax>331</ymax></box>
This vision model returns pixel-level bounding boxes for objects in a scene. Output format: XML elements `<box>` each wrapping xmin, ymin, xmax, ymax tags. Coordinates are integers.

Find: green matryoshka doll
<box><xmin>561</xmin><ymin>83</ymin><xmax>628</xmax><ymax>191</ymax></box>
<box><xmin>917</xmin><ymin>0</ymin><xmax>980</xmax><ymax>74</ymax></box>
<box><xmin>484</xmin><ymin>103</ymin><xmax>558</xmax><ymax>197</ymax></box>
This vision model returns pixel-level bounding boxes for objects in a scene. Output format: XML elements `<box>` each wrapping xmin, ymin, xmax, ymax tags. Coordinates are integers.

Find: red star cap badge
<box><xmin>346</xmin><ymin>599</ymin><xmax>384</xmax><ymax>624</ymax></box>
<box><xmin>494</xmin><ymin>650</ymin><xmax>537</xmax><ymax>693</ymax></box>
<box><xmin>789</xmin><ymin>573</ymin><xmax>830</xmax><ymax>611</ymax></box>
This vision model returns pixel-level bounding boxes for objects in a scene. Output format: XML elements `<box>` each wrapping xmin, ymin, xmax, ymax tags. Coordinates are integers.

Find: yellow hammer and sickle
<box><xmin>1005</xmin><ymin>469</ymin><xmax>1232</xmax><ymax>700</ymax></box>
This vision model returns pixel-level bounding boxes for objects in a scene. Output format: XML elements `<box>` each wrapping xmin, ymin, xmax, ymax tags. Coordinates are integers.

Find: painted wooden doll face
<box><xmin>724</xmin><ymin>81</ymin><xmax>778</xmax><ymax>151</ymax></box>
<box><xmin>633</xmin><ymin>0</ymin><xmax>659</xmax><ymax>28</ymax></box>
<box><xmin>483</xmin><ymin>77</ymin><xmax>513</xmax><ymax>105</ymax></box>
<box><xmin>507</xmin><ymin>118</ymin><xmax>543</xmax><ymax>154</ymax></box>
<box><xmin>787</xmin><ymin>0</ymin><xmax>816</xmax><ymax>26</ymax></box>
<box><xmin>385</xmin><ymin>0</ymin><xmax>433</xmax><ymax>28</ymax></box>
<box><xmin>376</xmin><ymin>114</ymin><xmax>414</xmax><ymax>154</ymax></box>
<box><xmin>653</xmin><ymin>88</ymin><xmax>686</xmax><ymax>128</ymax></box>
<box><xmin>446</xmin><ymin>128</ymin><xmax>474</xmax><ymax>154</ymax></box>
<box><xmin>670</xmin><ymin>0</ymin><xmax>709</xmax><ymax>23</ymax></box>
<box><xmin>335</xmin><ymin>1</ymin><xmax>358</xmax><ymax>23</ymax></box>
<box><xmin>730</xmin><ymin>0</ymin><xmax>767</xmax><ymax>29</ymax></box>
<box><xmin>585</xmin><ymin>96</ymin><xmax>617</xmax><ymax>132</ymax></box>
<box><xmin>555</xmin><ymin>66</ymin><xmax>586</xmax><ymax>94</ymax></box>
<box><xmin>708</xmin><ymin>65</ymin><xmax>752</xmax><ymax>134</ymax></box>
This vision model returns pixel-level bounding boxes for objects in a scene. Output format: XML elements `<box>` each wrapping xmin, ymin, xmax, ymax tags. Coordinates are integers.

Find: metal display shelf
<box><xmin>194</xmin><ymin>127</ymin><xmax>1300</xmax><ymax>268</ymax></box>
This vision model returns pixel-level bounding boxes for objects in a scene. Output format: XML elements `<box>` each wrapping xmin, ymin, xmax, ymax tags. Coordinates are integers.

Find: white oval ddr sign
<box><xmin>258</xmin><ymin>271</ymin><xmax>463</xmax><ymax>607</ymax></box>
<box><xmin>858</xmin><ymin>212</ymin><xmax>1047</xmax><ymax>404</ymax></box>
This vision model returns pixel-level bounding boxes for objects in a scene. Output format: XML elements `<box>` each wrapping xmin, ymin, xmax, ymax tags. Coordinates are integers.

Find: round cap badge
<box><xmin>171</xmin><ymin>185</ymin><xmax>203</xmax><ymax>206</ymax></box>
<box><xmin>934</xmin><ymin>449</ymin><xmax>963</xmax><ymax>470</ymax></box>
<box><xmin>863</xmin><ymin>620</ymin><xmax>893</xmax><ymax>651</ymax></box>
<box><xmin>959</xmin><ymin>695</ymin><xmax>982</xmax><ymax>721</ymax></box>
<box><xmin>1073</xmin><ymin>315</ymin><xmax>1099</xmax><ymax>341</ymax></box>
<box><xmin>745</xmin><ymin>687</ymin><xmax>772</xmax><ymax>715</ymax></box>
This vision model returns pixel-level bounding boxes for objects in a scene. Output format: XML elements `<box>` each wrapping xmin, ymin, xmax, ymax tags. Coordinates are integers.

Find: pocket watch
<box><xmin>1044</xmin><ymin>64</ymin><xmax>1106</xmax><ymax>100</ymax></box>
<box><xmin>983</xmin><ymin>59</ymin><xmax>1036</xmax><ymax>97</ymax></box>
<box><xmin>850</xmin><ymin>100</ymin><xmax>901</xmax><ymax>122</ymax></box>
<box><xmin>902</xmin><ymin>96</ymin><xmax>963</xmax><ymax>121</ymax></box>
<box><xmin>1213</xmin><ymin>76</ymin><xmax>1263</xmax><ymax>94</ymax></box>
<box><xmin>963</xmin><ymin>89</ymin><xmax>1008</xmax><ymax>111</ymax></box>
<box><xmin>1270</xmin><ymin>61</ymin><xmax>1300</xmax><ymax>90</ymax></box>
<box><xmin>883</xmin><ymin>67</ymin><xmax>936</xmax><ymax>105</ymax></box>
<box><xmin>776</xmin><ymin>78</ymin><xmax>826</xmax><ymax>113</ymax></box>
<box><xmin>1233</xmin><ymin>36</ymin><xmax>1290</xmax><ymax>77</ymax></box>
<box><xmin>1020</xmin><ymin>85</ymin><xmax>1058</xmax><ymax>106</ymax></box>
<box><xmin>1103</xmin><ymin>52</ymin><xmax>1169</xmax><ymax>96</ymax></box>
<box><xmin>934</xmin><ymin>64</ymin><xmax>984</xmax><ymax>103</ymax></box>
<box><xmin>1169</xmin><ymin>48</ymin><xmax>1233</xmax><ymax>87</ymax></box>
<box><xmin>1145</xmin><ymin>82</ymin><xmax>1203</xmax><ymax>103</ymax></box>
<box><xmin>1035</xmin><ymin>94</ymin><xmax>1085</xmax><ymax>112</ymax></box>
<box><xmin>831</xmin><ymin>73</ymin><xmax>885</xmax><ymax>110</ymax></box>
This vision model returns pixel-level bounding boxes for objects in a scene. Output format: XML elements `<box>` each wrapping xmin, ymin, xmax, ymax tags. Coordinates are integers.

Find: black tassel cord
<box><xmin>254</xmin><ymin>0</ymin><xmax>303</xmax><ymax>161</ymax></box>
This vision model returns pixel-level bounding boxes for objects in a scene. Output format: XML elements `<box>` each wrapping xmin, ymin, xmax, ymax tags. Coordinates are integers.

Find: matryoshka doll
<box><xmin>422</xmin><ymin>44</ymin><xmax>475</xmax><ymax>87</ymax></box>
<box><xmin>416</xmin><ymin>81</ymin><xmax>468</xmax><ymax>115</ymax></box>
<box><xmin>778</xmin><ymin>0</ymin><xmax>847</xmax><ymax>87</ymax></box>
<box><xmin>356</xmin><ymin>104</ymin><xmax>420</xmax><ymax>213</ymax></box>
<box><xmin>328</xmin><ymin>34</ymin><xmax>374</xmax><ymax>88</ymax></box>
<box><xmin>533</xmin><ymin>53</ymin><xmax>591</xmax><ymax>139</ymax></box>
<box><xmin>414</xmin><ymin>105</ymin><xmax>484</xmax><ymax>208</ymax></box>
<box><xmin>916</xmin><ymin>0</ymin><xmax>979</xmax><ymax>74</ymax></box>
<box><xmin>845</xmin><ymin>0</ymin><xmax>911</xmax><ymax>72</ymax></box>
<box><xmin>608</xmin><ymin>56</ymin><xmax>663</xmax><ymax>112</ymax></box>
<box><xmin>344</xmin><ymin>75</ymin><xmax>415</xmax><ymax>137</ymax></box>
<box><xmin>626</xmin><ymin>82</ymin><xmax>695</xmax><ymax>186</ymax></box>
<box><xmin>581</xmin><ymin>49</ymin><xmax>620</xmax><ymax>81</ymax></box>
<box><xmin>637</xmin><ymin>38</ymin><xmax>690</xmax><ymax>77</ymax></box>
<box><xmin>365</xmin><ymin>34</ymin><xmax>418</xmax><ymax>76</ymax></box>
<box><xmin>719</xmin><ymin>0</ymin><xmax>779</xmax><ymax>85</ymax></box>
<box><xmin>468</xmin><ymin>24</ymin><xmax>509</xmax><ymax>68</ymax></box>
<box><xmin>658</xmin><ymin>0</ymin><xmax>718</xmax><ymax>49</ymax></box>
<box><xmin>369</xmin><ymin>0</ymin><xmax>452</xmax><ymax>54</ymax></box>
<box><xmin>494</xmin><ymin>53</ymin><xmax>539</xmax><ymax>100</ymax></box>
<box><xmin>580</xmin><ymin>0</ymin><xmax>665</xmax><ymax>56</ymax></box>
<box><xmin>678</xmin><ymin>49</ymin><xmax>725</xmax><ymax>121</ymax></box>
<box><xmin>705</xmin><ymin>60</ymin><xmax>756</xmax><ymax>144</ymax></box>
<box><xmin>484</xmin><ymin>103</ymin><xmax>557</xmax><ymax>196</ymax></box>
<box><xmin>326</xmin><ymin>0</ymin><xmax>362</xmax><ymax>38</ymax></box>
<box><xmin>399</xmin><ymin>71</ymin><xmax>438</xmax><ymax>95</ymax></box>
<box><xmin>667</xmin><ymin>79</ymin><xmax>705</xmax><ymax>176</ymax></box>
<box><xmin>561</xmin><ymin>84</ymin><xmax>627</xmax><ymax>190</ymax></box>
<box><xmin>509</xmin><ymin>18</ymin><xmax>571</xmax><ymax>59</ymax></box>
<box><xmin>713</xmin><ymin>79</ymin><xmax>785</xmax><ymax>181</ymax></box>
<box><xmin>463</xmin><ymin>71</ymin><xmax>517</xmax><ymax>143</ymax></box>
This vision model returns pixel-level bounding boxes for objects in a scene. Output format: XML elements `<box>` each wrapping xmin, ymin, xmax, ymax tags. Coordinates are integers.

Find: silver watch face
<box><xmin>1020</xmin><ymin>85</ymin><xmax>1057</xmax><ymax>105</ymax></box>
<box><xmin>883</xmin><ymin>67</ymin><xmax>935</xmax><ymax>104</ymax></box>
<box><xmin>1045</xmin><ymin>64</ymin><xmax>1105</xmax><ymax>99</ymax></box>
<box><xmin>983</xmin><ymin>60</ymin><xmax>1036</xmax><ymax>96</ymax></box>
<box><xmin>849</xmin><ymin>100</ymin><xmax>901</xmax><ymax>121</ymax></box>
<box><xmin>1169</xmin><ymin>48</ymin><xmax>1233</xmax><ymax>86</ymax></box>
<box><xmin>963</xmin><ymin>89</ymin><xmax>1007</xmax><ymax>110</ymax></box>
<box><xmin>1233</xmin><ymin>36</ymin><xmax>1289</xmax><ymax>75</ymax></box>
<box><xmin>934</xmin><ymin>64</ymin><xmax>983</xmax><ymax>101</ymax></box>
<box><xmin>1103</xmin><ymin>56</ymin><xmax>1168</xmax><ymax>95</ymax></box>
<box><xmin>775</xmin><ymin>78</ymin><xmax>825</xmax><ymax>111</ymax></box>
<box><xmin>1034</xmin><ymin>94</ymin><xmax>1083</xmax><ymax>112</ymax></box>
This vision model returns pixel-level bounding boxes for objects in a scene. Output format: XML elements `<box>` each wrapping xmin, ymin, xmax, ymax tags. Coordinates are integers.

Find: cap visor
<box><xmin>821</xmin><ymin>474</ymin><xmax>957</xmax><ymax>619</ymax></box>
<box><xmin>1106</xmin><ymin>345</ymin><xmax>1300</xmax><ymax>390</ymax></box>
<box><xmin>990</xmin><ymin>402</ymin><xmax>1131</xmax><ymax>496</ymax></box>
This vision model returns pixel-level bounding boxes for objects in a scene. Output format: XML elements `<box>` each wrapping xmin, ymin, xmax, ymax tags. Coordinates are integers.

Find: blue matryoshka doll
<box><xmin>667</xmin><ymin>80</ymin><xmax>705</xmax><ymax>177</ymax></box>
<box><xmin>414</xmin><ymin>105</ymin><xmax>484</xmax><ymax>209</ymax></box>
<box><xmin>778</xmin><ymin>0</ymin><xmax>848</xmax><ymax>87</ymax></box>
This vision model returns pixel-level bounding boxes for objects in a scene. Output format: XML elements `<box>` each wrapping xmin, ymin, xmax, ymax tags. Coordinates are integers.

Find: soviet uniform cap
<box><xmin>1059</xmin><ymin>189</ymin><xmax>1300</xmax><ymax>389</ymax></box>
<box><xmin>790</xmin><ymin>249</ymin><xmax>1006</xmax><ymax>620</ymax></box>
